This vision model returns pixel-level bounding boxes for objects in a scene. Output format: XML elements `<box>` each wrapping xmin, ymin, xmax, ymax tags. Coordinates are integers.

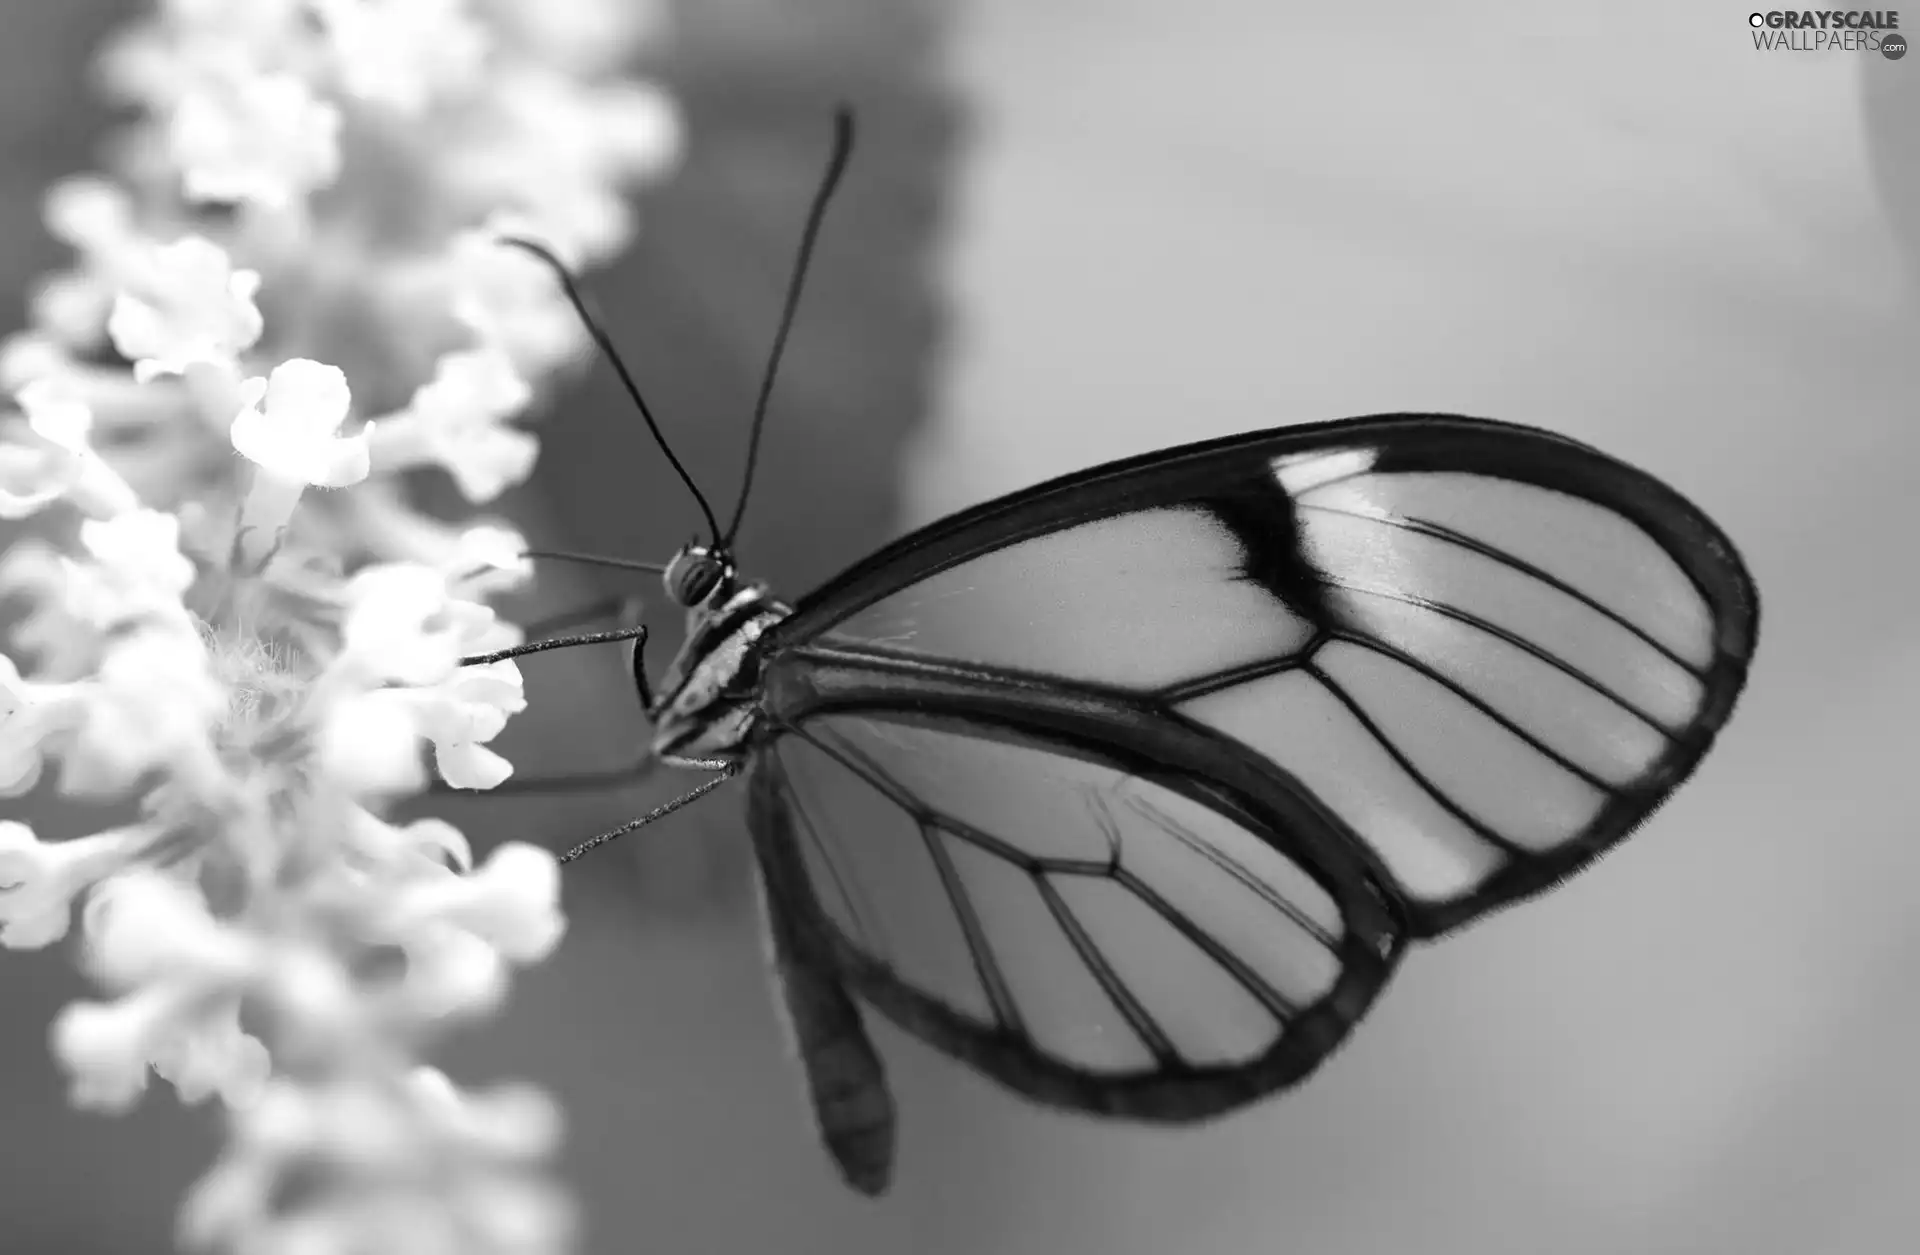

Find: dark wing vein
<box><xmin>1297</xmin><ymin>501</ymin><xmax>1705</xmax><ymax>679</ymax></box>
<box><xmin>919</xmin><ymin>820</ymin><xmax>1026</xmax><ymax>1035</ymax></box>
<box><xmin>1319</xmin><ymin>579</ymin><xmax>1673</xmax><ymax>734</ymax></box>
<box><xmin>1108</xmin><ymin>867</ymin><xmax>1300</xmax><ymax>1020</ymax></box>
<box><xmin>784</xmin><ymin>717</ymin><xmax>1327</xmax><ymax>1064</ymax></box>
<box><xmin>1156</xmin><ymin>630</ymin><xmax>1642</xmax><ymax>794</ymax></box>
<box><xmin>791</xmin><ymin>727</ymin><xmax>1026</xmax><ymax>1033</ymax></box>
<box><xmin>1301</xmin><ymin>661</ymin><xmax>1529</xmax><ymax>857</ymax></box>
<box><xmin>1081</xmin><ymin>788</ymin><xmax>1126</xmax><ymax>874</ymax></box>
<box><xmin>1153</xmin><ymin>651</ymin><xmax>1311</xmax><ymax>705</ymax></box>
<box><xmin>1327</xmin><ymin>632</ymin><xmax>1620</xmax><ymax>790</ymax></box>
<box><xmin>1032</xmin><ymin>875</ymin><xmax>1179</xmax><ymax>1066</ymax></box>
<box><xmin>931</xmin><ymin>812</ymin><xmax>1052</xmax><ymax>870</ymax></box>
<box><xmin>1121</xmin><ymin>793</ymin><xmax>1339</xmax><ymax>950</ymax></box>
<box><xmin>794</xmin><ymin>724</ymin><xmax>934</xmax><ymax>820</ymax></box>
<box><xmin>786</xmin><ymin>775</ymin><xmax>882</xmax><ymax>949</ymax></box>
<box><xmin>798</xmin><ymin>721</ymin><xmax>1102</xmax><ymax>872</ymax></box>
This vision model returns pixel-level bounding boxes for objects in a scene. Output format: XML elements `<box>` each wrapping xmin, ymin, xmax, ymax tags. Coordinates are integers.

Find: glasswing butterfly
<box><xmin>455</xmin><ymin>109</ymin><xmax>1759</xmax><ymax>1196</ymax></box>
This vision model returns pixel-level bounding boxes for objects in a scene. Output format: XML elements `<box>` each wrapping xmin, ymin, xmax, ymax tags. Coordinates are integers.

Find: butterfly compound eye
<box><xmin>664</xmin><ymin>547</ymin><xmax>726</xmax><ymax>606</ymax></box>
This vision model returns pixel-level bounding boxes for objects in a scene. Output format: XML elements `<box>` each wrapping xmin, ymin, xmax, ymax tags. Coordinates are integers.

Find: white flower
<box><xmin>230</xmin><ymin>359</ymin><xmax>370</xmax><ymax>489</ymax></box>
<box><xmin>0</xmin><ymin>542</ymin><xmax>97</xmax><ymax>675</ymax></box>
<box><xmin>151</xmin><ymin>1001</ymin><xmax>271</xmax><ymax>1108</ymax></box>
<box><xmin>169</xmin><ymin>69</ymin><xmax>341</xmax><ymax>208</ymax></box>
<box><xmin>444</xmin><ymin>73</ymin><xmax>680</xmax><ymax>260</ymax></box>
<box><xmin>413</xmin><ymin>659</ymin><xmax>527</xmax><ymax>790</ymax></box>
<box><xmin>409</xmin><ymin>1068</ymin><xmax>564</xmax><ymax>1159</ymax></box>
<box><xmin>183</xmin><ymin>1068</ymin><xmax>574</xmax><ymax>1255</ymax></box>
<box><xmin>400</xmin><ymin>921</ymin><xmax>509</xmax><ymax>1017</ymax></box>
<box><xmin>45</xmin><ymin>176</ymin><xmax>139</xmax><ymax>255</ymax></box>
<box><xmin>107</xmin><ymin>235</ymin><xmax>263</xmax><ymax>381</ymax></box>
<box><xmin>368</xmin><ymin>348</ymin><xmax>538</xmax><ymax>504</ymax></box>
<box><xmin>345</xmin><ymin>812</ymin><xmax>472</xmax><ymax>874</ymax></box>
<box><xmin>323</xmin><ymin>650</ymin><xmax>526</xmax><ymax>794</ymax></box>
<box><xmin>338</xmin><ymin>563</ymin><xmax>465</xmax><ymax>685</ymax></box>
<box><xmin>229</xmin><ymin>359</ymin><xmax>370</xmax><ymax>569</ymax></box>
<box><xmin>443</xmin><ymin>523</ymin><xmax>533</xmax><ymax>601</ymax></box>
<box><xmin>445</xmin><ymin>229</ymin><xmax>585</xmax><ymax>374</ymax></box>
<box><xmin>487</xmin><ymin>0</ymin><xmax>663</xmax><ymax>75</ymax></box>
<box><xmin>314</xmin><ymin>0</ymin><xmax>490</xmax><ymax>114</ymax></box>
<box><xmin>31</xmin><ymin>178</ymin><xmax>143</xmax><ymax>346</ymax></box>
<box><xmin>0</xmin><ymin>440</ymin><xmax>69</xmax><ymax>519</ymax></box>
<box><xmin>573</xmin><ymin>80</ymin><xmax>683</xmax><ymax>183</ymax></box>
<box><xmin>0</xmin><ymin>332</ymin><xmax>71</xmax><ymax>390</ymax></box>
<box><xmin>0</xmin><ymin>822</ymin><xmax>139</xmax><ymax>949</ymax></box>
<box><xmin>317</xmin><ymin>689</ymin><xmax>430</xmax><ymax>798</ymax></box>
<box><xmin>0</xmin><ymin>657</ymin><xmax>91</xmax><ymax>797</ymax></box>
<box><xmin>100</xmin><ymin>0</ymin><xmax>307</xmax><ymax>112</ymax></box>
<box><xmin>63</xmin><ymin>628</ymin><xmax>223</xmax><ymax>796</ymax></box>
<box><xmin>326</xmin><ymin>570</ymin><xmax>525</xmax><ymax>784</ymax></box>
<box><xmin>390</xmin><ymin>842</ymin><xmax>565</xmax><ymax>965</ymax></box>
<box><xmin>26</xmin><ymin>514</ymin><xmax>199</xmax><ymax>648</ymax></box>
<box><xmin>84</xmin><ymin>868</ymin><xmax>260</xmax><ymax>988</ymax></box>
<box><xmin>0</xmin><ymin>381</ymin><xmax>140</xmax><ymax>518</ymax></box>
<box><xmin>256</xmin><ymin>945</ymin><xmax>363</xmax><ymax>1044</ymax></box>
<box><xmin>31</xmin><ymin>273</ymin><xmax>118</xmax><ymax>350</ymax></box>
<box><xmin>78</xmin><ymin>510</ymin><xmax>198</xmax><ymax>613</ymax></box>
<box><xmin>272</xmin><ymin>1075</ymin><xmax>421</xmax><ymax>1171</ymax></box>
<box><xmin>177</xmin><ymin>1152</ymin><xmax>277</xmax><ymax>1253</ymax></box>
<box><xmin>449</xmin><ymin>1172</ymin><xmax>578</xmax><ymax>1254</ymax></box>
<box><xmin>19</xmin><ymin>378</ymin><xmax>96</xmax><ymax>450</ymax></box>
<box><xmin>50</xmin><ymin>981</ymin><xmax>197</xmax><ymax>1112</ymax></box>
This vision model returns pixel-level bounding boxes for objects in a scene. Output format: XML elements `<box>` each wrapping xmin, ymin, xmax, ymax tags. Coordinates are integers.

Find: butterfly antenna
<box><xmin>720</xmin><ymin>106</ymin><xmax>856</xmax><ymax>549</ymax></box>
<box><xmin>502</xmin><ymin>237</ymin><xmax>724</xmax><ymax>545</ymax></box>
<box><xmin>517</xmin><ymin>548</ymin><xmax>669</xmax><ymax>577</ymax></box>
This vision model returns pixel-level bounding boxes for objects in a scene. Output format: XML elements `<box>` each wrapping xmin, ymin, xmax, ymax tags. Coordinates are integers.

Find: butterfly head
<box><xmin>663</xmin><ymin>543</ymin><xmax>735</xmax><ymax>608</ymax></box>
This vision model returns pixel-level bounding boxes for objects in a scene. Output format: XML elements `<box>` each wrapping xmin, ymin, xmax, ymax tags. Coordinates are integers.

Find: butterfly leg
<box><xmin>434</xmin><ymin>611</ymin><xmax>656</xmax><ymax>796</ymax></box>
<box><xmin>558</xmin><ymin>760</ymin><xmax>741</xmax><ymax>863</ymax></box>
<box><xmin>515</xmin><ymin>592</ymin><xmax>648</xmax><ymax>641</ymax></box>
<box><xmin>463</xmin><ymin>593</ymin><xmax>659</xmax><ymax>709</ymax></box>
<box><xmin>460</xmin><ymin>622</ymin><xmax>650</xmax><ymax>668</ymax></box>
<box><xmin>437</xmin><ymin>751</ymin><xmax>669</xmax><ymax>797</ymax></box>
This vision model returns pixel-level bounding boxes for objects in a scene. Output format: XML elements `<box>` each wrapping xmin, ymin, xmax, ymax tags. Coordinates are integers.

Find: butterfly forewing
<box><xmin>762</xmin><ymin>415</ymin><xmax>1757</xmax><ymax>942</ymax></box>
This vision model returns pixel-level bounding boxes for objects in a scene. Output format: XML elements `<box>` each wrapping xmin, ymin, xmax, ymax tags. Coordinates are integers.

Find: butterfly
<box><xmin>459</xmin><ymin>111</ymin><xmax>1760</xmax><ymax>1196</ymax></box>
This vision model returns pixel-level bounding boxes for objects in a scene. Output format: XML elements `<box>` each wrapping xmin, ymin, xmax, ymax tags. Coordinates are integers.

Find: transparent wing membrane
<box><xmin>754</xmin><ymin>713</ymin><xmax>1396</xmax><ymax>1115</ymax></box>
<box><xmin>823</xmin><ymin>507</ymin><xmax>1318</xmax><ymax>689</ymax></box>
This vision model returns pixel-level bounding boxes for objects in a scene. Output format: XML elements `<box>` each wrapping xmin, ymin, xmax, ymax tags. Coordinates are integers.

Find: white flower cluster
<box><xmin>0</xmin><ymin>2</ymin><xmax>677</xmax><ymax>1251</ymax></box>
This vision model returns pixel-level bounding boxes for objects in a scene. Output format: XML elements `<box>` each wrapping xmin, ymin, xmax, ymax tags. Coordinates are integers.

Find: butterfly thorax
<box><xmin>649</xmin><ymin>581</ymin><xmax>790</xmax><ymax>766</ymax></box>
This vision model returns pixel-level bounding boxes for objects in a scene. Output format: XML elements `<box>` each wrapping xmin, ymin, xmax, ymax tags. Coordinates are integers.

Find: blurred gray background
<box><xmin>3</xmin><ymin>2</ymin><xmax>1917</xmax><ymax>1253</ymax></box>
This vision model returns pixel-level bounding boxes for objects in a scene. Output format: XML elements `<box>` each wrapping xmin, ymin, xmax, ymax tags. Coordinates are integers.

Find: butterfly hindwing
<box><xmin>748</xmin><ymin>703</ymin><xmax>1404</xmax><ymax>1118</ymax></box>
<box><xmin>762</xmin><ymin>415</ymin><xmax>1758</xmax><ymax>938</ymax></box>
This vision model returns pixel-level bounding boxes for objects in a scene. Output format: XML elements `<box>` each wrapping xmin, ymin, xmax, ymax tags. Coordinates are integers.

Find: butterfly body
<box><xmin>647</xmin><ymin>569</ymin><xmax>789</xmax><ymax>766</ymax></box>
<box><xmin>603</xmin><ymin>414</ymin><xmax>1757</xmax><ymax>1194</ymax></box>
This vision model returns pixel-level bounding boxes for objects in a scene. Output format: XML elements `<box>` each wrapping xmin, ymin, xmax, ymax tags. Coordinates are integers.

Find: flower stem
<box><xmin>233</xmin><ymin>468</ymin><xmax>304</xmax><ymax>572</ymax></box>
